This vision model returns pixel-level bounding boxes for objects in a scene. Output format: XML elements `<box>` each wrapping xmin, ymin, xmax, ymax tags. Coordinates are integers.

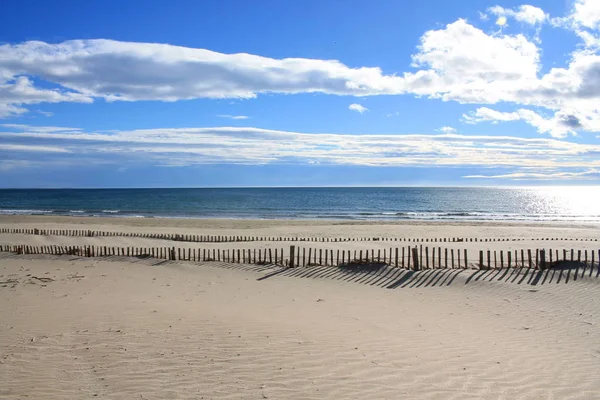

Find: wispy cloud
<box><xmin>487</xmin><ymin>5</ymin><xmax>547</xmax><ymax>25</ymax></box>
<box><xmin>464</xmin><ymin>169</ymin><xmax>600</xmax><ymax>180</ymax></box>
<box><xmin>217</xmin><ymin>114</ymin><xmax>250</xmax><ymax>120</ymax></box>
<box><xmin>0</xmin><ymin>124</ymin><xmax>83</xmax><ymax>133</ymax></box>
<box><xmin>348</xmin><ymin>103</ymin><xmax>368</xmax><ymax>114</ymax></box>
<box><xmin>2</xmin><ymin>124</ymin><xmax>600</xmax><ymax>178</ymax></box>
<box><xmin>0</xmin><ymin>143</ymin><xmax>70</xmax><ymax>153</ymax></box>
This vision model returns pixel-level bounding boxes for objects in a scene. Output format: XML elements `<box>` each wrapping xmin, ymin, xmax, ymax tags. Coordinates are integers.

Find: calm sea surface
<box><xmin>0</xmin><ymin>187</ymin><xmax>599</xmax><ymax>222</ymax></box>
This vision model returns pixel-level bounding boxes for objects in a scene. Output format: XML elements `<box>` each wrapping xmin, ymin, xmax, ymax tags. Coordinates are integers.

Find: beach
<box><xmin>1</xmin><ymin>215</ymin><xmax>600</xmax><ymax>398</ymax></box>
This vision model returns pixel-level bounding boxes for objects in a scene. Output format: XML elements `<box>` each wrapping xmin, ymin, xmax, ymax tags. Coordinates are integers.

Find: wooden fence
<box><xmin>1</xmin><ymin>244</ymin><xmax>598</xmax><ymax>271</ymax></box>
<box><xmin>0</xmin><ymin>227</ymin><xmax>597</xmax><ymax>244</ymax></box>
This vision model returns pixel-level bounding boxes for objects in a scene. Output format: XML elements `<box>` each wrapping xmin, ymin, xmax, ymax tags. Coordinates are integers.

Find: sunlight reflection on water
<box><xmin>521</xmin><ymin>187</ymin><xmax>600</xmax><ymax>216</ymax></box>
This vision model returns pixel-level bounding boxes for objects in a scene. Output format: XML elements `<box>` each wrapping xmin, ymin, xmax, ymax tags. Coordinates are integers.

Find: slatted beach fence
<box><xmin>0</xmin><ymin>227</ymin><xmax>598</xmax><ymax>244</ymax></box>
<box><xmin>2</xmin><ymin>243</ymin><xmax>599</xmax><ymax>273</ymax></box>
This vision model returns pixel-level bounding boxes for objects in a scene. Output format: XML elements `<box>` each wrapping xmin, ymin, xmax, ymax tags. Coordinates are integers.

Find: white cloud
<box><xmin>488</xmin><ymin>5</ymin><xmax>547</xmax><ymax>25</ymax></box>
<box><xmin>463</xmin><ymin>107</ymin><xmax>521</xmax><ymax>124</ymax></box>
<box><xmin>217</xmin><ymin>114</ymin><xmax>249</xmax><ymax>120</ymax></box>
<box><xmin>349</xmin><ymin>103</ymin><xmax>368</xmax><ymax>113</ymax></box>
<box><xmin>576</xmin><ymin>30</ymin><xmax>600</xmax><ymax>49</ymax></box>
<box><xmin>2</xmin><ymin>124</ymin><xmax>600</xmax><ymax>176</ymax></box>
<box><xmin>0</xmin><ymin>39</ymin><xmax>408</xmax><ymax>110</ymax></box>
<box><xmin>463</xmin><ymin>106</ymin><xmax>599</xmax><ymax>138</ymax></box>
<box><xmin>571</xmin><ymin>0</ymin><xmax>600</xmax><ymax>31</ymax></box>
<box><xmin>0</xmin><ymin>104</ymin><xmax>27</xmax><ymax>118</ymax></box>
<box><xmin>409</xmin><ymin>19</ymin><xmax>541</xmax><ymax>101</ymax></box>
<box><xmin>0</xmin><ymin>124</ymin><xmax>83</xmax><ymax>133</ymax></box>
<box><xmin>0</xmin><ymin>143</ymin><xmax>69</xmax><ymax>153</ymax></box>
<box><xmin>0</xmin><ymin>7</ymin><xmax>598</xmax><ymax>139</ymax></box>
<box><xmin>552</xmin><ymin>0</ymin><xmax>600</xmax><ymax>48</ymax></box>
<box><xmin>0</xmin><ymin>76</ymin><xmax>92</xmax><ymax>117</ymax></box>
<box><xmin>437</xmin><ymin>126</ymin><xmax>457</xmax><ymax>134</ymax></box>
<box><xmin>464</xmin><ymin>169</ymin><xmax>600</xmax><ymax>180</ymax></box>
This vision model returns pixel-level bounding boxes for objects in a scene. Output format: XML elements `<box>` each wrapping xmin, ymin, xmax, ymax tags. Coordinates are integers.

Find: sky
<box><xmin>1</xmin><ymin>0</ymin><xmax>600</xmax><ymax>188</ymax></box>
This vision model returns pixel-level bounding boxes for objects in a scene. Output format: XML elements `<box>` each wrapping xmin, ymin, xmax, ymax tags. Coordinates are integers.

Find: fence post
<box><xmin>412</xmin><ymin>247</ymin><xmax>419</xmax><ymax>271</ymax></box>
<box><xmin>479</xmin><ymin>250</ymin><xmax>484</xmax><ymax>270</ymax></box>
<box><xmin>290</xmin><ymin>245</ymin><xmax>296</xmax><ymax>268</ymax></box>
<box><xmin>540</xmin><ymin>249</ymin><xmax>546</xmax><ymax>270</ymax></box>
<box><xmin>445</xmin><ymin>248</ymin><xmax>448</xmax><ymax>269</ymax></box>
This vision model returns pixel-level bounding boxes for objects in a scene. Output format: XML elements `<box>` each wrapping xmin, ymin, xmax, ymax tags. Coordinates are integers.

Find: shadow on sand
<box><xmin>1</xmin><ymin>252</ymin><xmax>598</xmax><ymax>289</ymax></box>
<box><xmin>252</xmin><ymin>260</ymin><xmax>600</xmax><ymax>289</ymax></box>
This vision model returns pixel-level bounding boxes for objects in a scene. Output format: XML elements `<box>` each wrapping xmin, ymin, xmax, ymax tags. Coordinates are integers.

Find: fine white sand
<box><xmin>1</xmin><ymin>251</ymin><xmax>599</xmax><ymax>399</ymax></box>
<box><xmin>1</xmin><ymin>215</ymin><xmax>599</xmax><ymax>398</ymax></box>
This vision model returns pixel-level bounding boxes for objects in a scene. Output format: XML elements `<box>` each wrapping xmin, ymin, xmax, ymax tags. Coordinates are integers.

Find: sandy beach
<box><xmin>1</xmin><ymin>215</ymin><xmax>600</xmax><ymax>398</ymax></box>
<box><xmin>2</xmin><ymin>216</ymin><xmax>600</xmax><ymax>258</ymax></box>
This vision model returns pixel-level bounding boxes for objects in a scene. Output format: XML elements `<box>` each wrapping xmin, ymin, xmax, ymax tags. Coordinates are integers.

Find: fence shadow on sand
<box><xmin>1</xmin><ymin>252</ymin><xmax>597</xmax><ymax>289</ymax></box>
<box><xmin>255</xmin><ymin>261</ymin><xmax>600</xmax><ymax>289</ymax></box>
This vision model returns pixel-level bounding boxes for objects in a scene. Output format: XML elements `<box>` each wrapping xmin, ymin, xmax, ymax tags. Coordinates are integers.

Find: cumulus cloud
<box><xmin>488</xmin><ymin>5</ymin><xmax>547</xmax><ymax>25</ymax></box>
<box><xmin>349</xmin><ymin>103</ymin><xmax>368</xmax><ymax>113</ymax></box>
<box><xmin>463</xmin><ymin>107</ymin><xmax>599</xmax><ymax>138</ymax></box>
<box><xmin>2</xmin><ymin>124</ymin><xmax>600</xmax><ymax>176</ymax></box>
<box><xmin>553</xmin><ymin>0</ymin><xmax>600</xmax><ymax>47</ymax></box>
<box><xmin>0</xmin><ymin>5</ymin><xmax>599</xmax><ymax>138</ymax></box>
<box><xmin>571</xmin><ymin>0</ymin><xmax>600</xmax><ymax>31</ymax></box>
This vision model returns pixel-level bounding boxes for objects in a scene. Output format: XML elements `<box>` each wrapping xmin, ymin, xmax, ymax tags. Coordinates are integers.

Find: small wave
<box><xmin>0</xmin><ymin>209</ymin><xmax>54</xmax><ymax>215</ymax></box>
<box><xmin>101</xmin><ymin>210</ymin><xmax>120</xmax><ymax>213</ymax></box>
<box><xmin>443</xmin><ymin>212</ymin><xmax>474</xmax><ymax>217</ymax></box>
<box><xmin>69</xmin><ymin>210</ymin><xmax>85</xmax><ymax>213</ymax></box>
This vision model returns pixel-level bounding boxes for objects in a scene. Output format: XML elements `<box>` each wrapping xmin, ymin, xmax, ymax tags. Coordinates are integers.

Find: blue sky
<box><xmin>1</xmin><ymin>0</ymin><xmax>600</xmax><ymax>187</ymax></box>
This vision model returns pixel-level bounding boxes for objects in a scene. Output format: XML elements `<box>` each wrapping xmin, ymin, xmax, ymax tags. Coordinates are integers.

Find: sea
<box><xmin>0</xmin><ymin>187</ymin><xmax>599</xmax><ymax>223</ymax></box>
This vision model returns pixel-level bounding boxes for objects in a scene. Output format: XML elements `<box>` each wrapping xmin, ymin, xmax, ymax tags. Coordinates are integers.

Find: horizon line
<box><xmin>1</xmin><ymin>184</ymin><xmax>600</xmax><ymax>190</ymax></box>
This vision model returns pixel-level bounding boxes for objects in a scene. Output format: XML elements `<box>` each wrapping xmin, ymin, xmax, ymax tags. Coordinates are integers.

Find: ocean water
<box><xmin>0</xmin><ymin>187</ymin><xmax>600</xmax><ymax>222</ymax></box>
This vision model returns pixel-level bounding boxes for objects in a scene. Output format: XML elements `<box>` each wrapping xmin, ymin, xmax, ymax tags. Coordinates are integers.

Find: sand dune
<box><xmin>1</xmin><ymin>251</ymin><xmax>599</xmax><ymax>399</ymax></box>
